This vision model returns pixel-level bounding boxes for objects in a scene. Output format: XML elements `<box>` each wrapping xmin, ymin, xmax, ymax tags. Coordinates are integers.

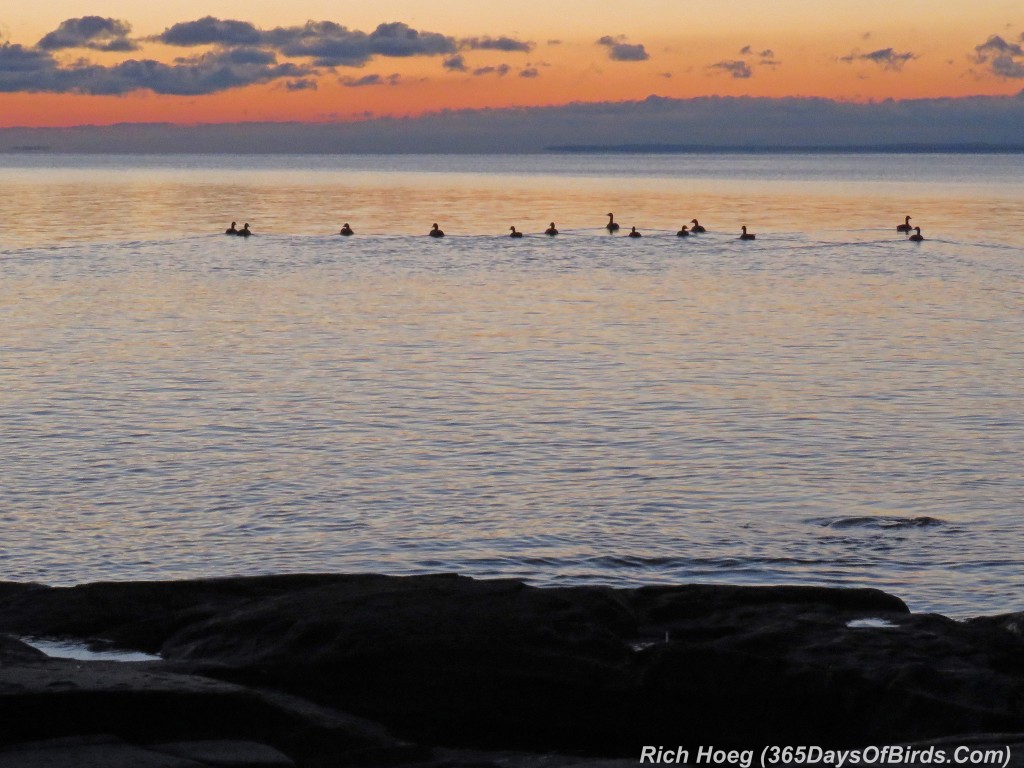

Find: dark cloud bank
<box><xmin>0</xmin><ymin>16</ymin><xmax>536</xmax><ymax>96</ymax></box>
<box><xmin>3</xmin><ymin>94</ymin><xmax>1023</xmax><ymax>152</ymax></box>
<box><xmin>0</xmin><ymin>43</ymin><xmax>310</xmax><ymax>96</ymax></box>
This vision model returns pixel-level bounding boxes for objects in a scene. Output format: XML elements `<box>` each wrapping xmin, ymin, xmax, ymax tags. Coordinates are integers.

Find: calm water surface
<box><xmin>1</xmin><ymin>153</ymin><xmax>1022</xmax><ymax>618</ymax></box>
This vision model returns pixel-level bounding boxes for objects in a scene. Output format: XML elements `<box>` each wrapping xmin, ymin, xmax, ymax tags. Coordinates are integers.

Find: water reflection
<box><xmin>2</xmin><ymin>153</ymin><xmax>1022</xmax><ymax>247</ymax></box>
<box><xmin>0</xmin><ymin>154</ymin><xmax>1022</xmax><ymax>619</ymax></box>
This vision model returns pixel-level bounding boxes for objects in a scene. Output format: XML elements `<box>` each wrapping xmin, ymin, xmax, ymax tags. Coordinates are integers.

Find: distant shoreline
<box><xmin>6</xmin><ymin>144</ymin><xmax>1024</xmax><ymax>155</ymax></box>
<box><xmin>3</xmin><ymin>94</ymin><xmax>1023</xmax><ymax>154</ymax></box>
<box><xmin>545</xmin><ymin>143</ymin><xmax>1024</xmax><ymax>154</ymax></box>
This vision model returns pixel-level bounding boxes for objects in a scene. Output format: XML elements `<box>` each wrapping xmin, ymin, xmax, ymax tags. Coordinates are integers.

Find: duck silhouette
<box><xmin>429</xmin><ymin>223</ymin><xmax>445</xmax><ymax>238</ymax></box>
<box><xmin>339</xmin><ymin>223</ymin><xmax>354</xmax><ymax>236</ymax></box>
<box><xmin>909</xmin><ymin>226</ymin><xmax>924</xmax><ymax>242</ymax></box>
<box><xmin>606</xmin><ymin>213</ymin><xmax>620</xmax><ymax>232</ymax></box>
<box><xmin>238</xmin><ymin>223</ymin><xmax>251</xmax><ymax>237</ymax></box>
<box><xmin>545</xmin><ymin>222</ymin><xmax>559</xmax><ymax>235</ymax></box>
<box><xmin>677</xmin><ymin>224</ymin><xmax>690</xmax><ymax>237</ymax></box>
<box><xmin>509</xmin><ymin>226</ymin><xmax>523</xmax><ymax>238</ymax></box>
<box><xmin>690</xmin><ymin>219</ymin><xmax>706</xmax><ymax>233</ymax></box>
<box><xmin>897</xmin><ymin>215</ymin><xmax>913</xmax><ymax>233</ymax></box>
<box><xmin>739</xmin><ymin>225</ymin><xmax>755</xmax><ymax>240</ymax></box>
<box><xmin>225</xmin><ymin>221</ymin><xmax>238</xmax><ymax>235</ymax></box>
<box><xmin>628</xmin><ymin>226</ymin><xmax>642</xmax><ymax>238</ymax></box>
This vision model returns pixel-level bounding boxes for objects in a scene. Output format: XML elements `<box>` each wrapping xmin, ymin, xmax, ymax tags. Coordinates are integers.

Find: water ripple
<box><xmin>1</xmin><ymin>154</ymin><xmax>1023</xmax><ymax>619</ymax></box>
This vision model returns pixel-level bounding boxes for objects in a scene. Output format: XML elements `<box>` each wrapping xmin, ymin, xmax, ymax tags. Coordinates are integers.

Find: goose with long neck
<box><xmin>739</xmin><ymin>225</ymin><xmax>755</xmax><ymax>240</ymax></box>
<box><xmin>677</xmin><ymin>224</ymin><xmax>690</xmax><ymax>237</ymax></box>
<box><xmin>897</xmin><ymin>215</ymin><xmax>913</xmax><ymax>233</ymax></box>
<box><xmin>628</xmin><ymin>226</ymin><xmax>642</xmax><ymax>238</ymax></box>
<box><xmin>690</xmin><ymin>219</ymin><xmax>706</xmax><ymax>233</ymax></box>
<box><xmin>606</xmin><ymin>213</ymin><xmax>620</xmax><ymax>232</ymax></box>
<box><xmin>909</xmin><ymin>226</ymin><xmax>924</xmax><ymax>241</ymax></box>
<box><xmin>545</xmin><ymin>222</ymin><xmax>559</xmax><ymax>235</ymax></box>
<box><xmin>509</xmin><ymin>226</ymin><xmax>523</xmax><ymax>238</ymax></box>
<box><xmin>429</xmin><ymin>223</ymin><xmax>445</xmax><ymax>237</ymax></box>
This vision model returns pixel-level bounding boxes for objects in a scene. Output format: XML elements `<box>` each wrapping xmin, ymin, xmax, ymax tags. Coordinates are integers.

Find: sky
<box><xmin>1</xmin><ymin>1</ymin><xmax>1023</xmax><ymax>128</ymax></box>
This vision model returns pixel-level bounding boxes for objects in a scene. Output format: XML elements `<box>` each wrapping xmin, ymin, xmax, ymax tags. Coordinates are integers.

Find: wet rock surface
<box><xmin>1</xmin><ymin>574</ymin><xmax>1023</xmax><ymax>766</ymax></box>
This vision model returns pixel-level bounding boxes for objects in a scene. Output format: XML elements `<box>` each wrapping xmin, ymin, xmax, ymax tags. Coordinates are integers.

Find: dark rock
<box><xmin>2</xmin><ymin>575</ymin><xmax>1023</xmax><ymax>758</ymax></box>
<box><xmin>0</xmin><ymin>575</ymin><xmax>351</xmax><ymax>654</ymax></box>
<box><xmin>158</xmin><ymin>575</ymin><xmax>635</xmax><ymax>753</ymax></box>
<box><xmin>0</xmin><ymin>635</ymin><xmax>47</xmax><ymax>662</ymax></box>
<box><xmin>0</xmin><ymin>583</ymin><xmax>43</xmax><ymax>603</ymax></box>
<box><xmin>150</xmin><ymin>740</ymin><xmax>295</xmax><ymax>767</ymax></box>
<box><xmin>0</xmin><ymin>654</ymin><xmax>414</xmax><ymax>766</ymax></box>
<box><xmin>626</xmin><ymin>583</ymin><xmax>909</xmax><ymax>628</ymax></box>
<box><xmin>0</xmin><ymin>736</ymin><xmax>204</xmax><ymax>767</ymax></box>
<box><xmin>0</xmin><ymin>737</ymin><xmax>299</xmax><ymax>767</ymax></box>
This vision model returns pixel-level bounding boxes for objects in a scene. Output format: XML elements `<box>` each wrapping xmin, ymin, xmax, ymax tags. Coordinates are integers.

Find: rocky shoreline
<box><xmin>1</xmin><ymin>574</ymin><xmax>1023</xmax><ymax>767</ymax></box>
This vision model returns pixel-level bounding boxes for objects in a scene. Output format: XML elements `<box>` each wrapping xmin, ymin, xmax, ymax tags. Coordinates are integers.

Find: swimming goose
<box><xmin>739</xmin><ymin>225</ymin><xmax>755</xmax><ymax>240</ymax></box>
<box><xmin>238</xmin><ymin>223</ymin><xmax>251</xmax><ymax>237</ymax></box>
<box><xmin>677</xmin><ymin>224</ymin><xmax>690</xmax><ymax>237</ymax></box>
<box><xmin>909</xmin><ymin>226</ymin><xmax>924</xmax><ymax>242</ymax></box>
<box><xmin>509</xmin><ymin>226</ymin><xmax>523</xmax><ymax>238</ymax></box>
<box><xmin>628</xmin><ymin>226</ymin><xmax>642</xmax><ymax>238</ymax></box>
<box><xmin>606</xmin><ymin>213</ymin><xmax>620</xmax><ymax>232</ymax></box>
<box><xmin>429</xmin><ymin>223</ymin><xmax>445</xmax><ymax>238</ymax></box>
<box><xmin>690</xmin><ymin>219</ymin><xmax>706</xmax><ymax>233</ymax></box>
<box><xmin>225</xmin><ymin>221</ymin><xmax>238</xmax><ymax>235</ymax></box>
<box><xmin>896</xmin><ymin>215</ymin><xmax>913</xmax><ymax>233</ymax></box>
<box><xmin>339</xmin><ymin>223</ymin><xmax>354</xmax><ymax>236</ymax></box>
<box><xmin>545</xmin><ymin>222</ymin><xmax>559</xmax><ymax>235</ymax></box>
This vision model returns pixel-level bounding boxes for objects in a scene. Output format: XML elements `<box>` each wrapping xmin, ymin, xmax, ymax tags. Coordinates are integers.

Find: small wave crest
<box><xmin>817</xmin><ymin>515</ymin><xmax>946</xmax><ymax>530</ymax></box>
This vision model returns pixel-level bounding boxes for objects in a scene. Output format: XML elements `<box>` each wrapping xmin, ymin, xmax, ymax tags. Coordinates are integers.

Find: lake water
<box><xmin>1</xmin><ymin>152</ymin><xmax>1022</xmax><ymax>618</ymax></box>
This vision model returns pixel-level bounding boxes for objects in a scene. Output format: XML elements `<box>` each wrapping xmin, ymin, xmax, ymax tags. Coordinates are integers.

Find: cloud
<box><xmin>708</xmin><ymin>60</ymin><xmax>752</xmax><ymax>79</ymax></box>
<box><xmin>0</xmin><ymin>44</ymin><xmax>63</xmax><ymax>91</ymax></box>
<box><xmin>519</xmin><ymin>67</ymin><xmax>539</xmax><ymax>78</ymax></box>
<box><xmin>596</xmin><ymin>35</ymin><xmax>650</xmax><ymax>62</ymax></box>
<box><xmin>472</xmin><ymin>64</ymin><xmax>510</xmax><ymax>77</ymax></box>
<box><xmin>155</xmin><ymin>17</ymin><xmax>457</xmax><ymax>67</ymax></box>
<box><xmin>443</xmin><ymin>54</ymin><xmax>467</xmax><ymax>71</ymax></box>
<box><xmin>265</xmin><ymin>21</ymin><xmax>456</xmax><ymax>66</ymax></box>
<box><xmin>38</xmin><ymin>17</ymin><xmax>137</xmax><ymax>52</ymax></box>
<box><xmin>974</xmin><ymin>35</ymin><xmax>1024</xmax><ymax>58</ymax></box>
<box><xmin>156</xmin><ymin>16</ymin><xmax>262</xmax><ymax>47</ymax></box>
<box><xmin>283</xmin><ymin>78</ymin><xmax>318</xmax><ymax>91</ymax></box>
<box><xmin>0</xmin><ymin>16</ymin><xmax>543</xmax><ymax>96</ymax></box>
<box><xmin>840</xmin><ymin>47</ymin><xmax>918</xmax><ymax>71</ymax></box>
<box><xmin>461</xmin><ymin>36</ymin><xmax>533</xmax><ymax>53</ymax></box>
<box><xmin>991</xmin><ymin>57</ymin><xmax>1024</xmax><ymax>78</ymax></box>
<box><xmin>973</xmin><ymin>35</ymin><xmax>1024</xmax><ymax>78</ymax></box>
<box><xmin>201</xmin><ymin>46</ymin><xmax>277</xmax><ymax>66</ymax></box>
<box><xmin>340</xmin><ymin>73</ymin><xmax>401</xmax><ymax>87</ymax></box>
<box><xmin>728</xmin><ymin>44</ymin><xmax>779</xmax><ymax>75</ymax></box>
<box><xmin>0</xmin><ymin>41</ymin><xmax>310</xmax><ymax>95</ymax></box>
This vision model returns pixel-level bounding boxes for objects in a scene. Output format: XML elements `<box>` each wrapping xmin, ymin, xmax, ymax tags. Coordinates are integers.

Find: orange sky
<box><xmin>1</xmin><ymin>2</ymin><xmax>1022</xmax><ymax>127</ymax></box>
